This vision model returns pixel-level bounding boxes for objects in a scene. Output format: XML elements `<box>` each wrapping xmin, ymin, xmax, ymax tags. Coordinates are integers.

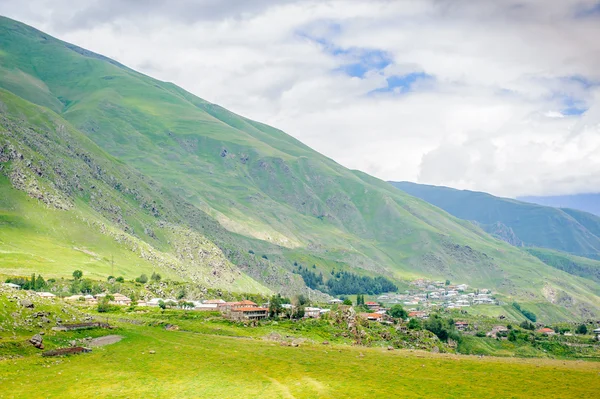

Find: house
<box><xmin>457</xmin><ymin>284</ymin><xmax>468</xmax><ymax>292</ymax></box>
<box><xmin>329</xmin><ymin>299</ymin><xmax>343</xmax><ymax>304</ymax></box>
<box><xmin>228</xmin><ymin>307</ymin><xmax>268</xmax><ymax>321</ymax></box>
<box><xmin>408</xmin><ymin>311</ymin><xmax>428</xmax><ymax>319</ymax></box>
<box><xmin>455</xmin><ymin>300</ymin><xmax>470</xmax><ymax>307</ymax></box>
<box><xmin>537</xmin><ymin>327</ymin><xmax>556</xmax><ymax>336</ymax></box>
<box><xmin>281</xmin><ymin>303</ymin><xmax>294</xmax><ymax>310</ymax></box>
<box><xmin>455</xmin><ymin>321</ymin><xmax>469</xmax><ymax>331</ymax></box>
<box><xmin>593</xmin><ymin>328</ymin><xmax>600</xmax><ymax>339</ymax></box>
<box><xmin>194</xmin><ymin>303</ymin><xmax>219</xmax><ymax>311</ymax></box>
<box><xmin>203</xmin><ymin>299</ymin><xmax>226</xmax><ymax>305</ymax></box>
<box><xmin>304</xmin><ymin>307</ymin><xmax>321</xmax><ymax>318</ymax></box>
<box><xmin>37</xmin><ymin>292</ymin><xmax>56</xmax><ymax>299</ymax></box>
<box><xmin>360</xmin><ymin>312</ymin><xmax>383</xmax><ymax>321</ymax></box>
<box><xmin>109</xmin><ymin>293</ymin><xmax>132</xmax><ymax>305</ymax></box>
<box><xmin>365</xmin><ymin>302</ymin><xmax>380</xmax><ymax>311</ymax></box>
<box><xmin>446</xmin><ymin>290</ymin><xmax>458</xmax><ymax>297</ymax></box>
<box><xmin>2</xmin><ymin>282</ymin><xmax>20</xmax><ymax>289</ymax></box>
<box><xmin>487</xmin><ymin>325</ymin><xmax>508</xmax><ymax>338</ymax></box>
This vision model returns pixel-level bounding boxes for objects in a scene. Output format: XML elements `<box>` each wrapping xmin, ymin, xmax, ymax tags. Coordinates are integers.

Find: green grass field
<box><xmin>1</xmin><ymin>322</ymin><xmax>599</xmax><ymax>399</ymax></box>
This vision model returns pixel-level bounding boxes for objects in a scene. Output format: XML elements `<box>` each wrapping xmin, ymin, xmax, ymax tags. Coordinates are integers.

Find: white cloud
<box><xmin>1</xmin><ymin>0</ymin><xmax>600</xmax><ymax>197</ymax></box>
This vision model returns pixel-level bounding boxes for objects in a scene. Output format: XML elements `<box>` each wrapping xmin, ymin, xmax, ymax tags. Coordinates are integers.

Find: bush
<box><xmin>576</xmin><ymin>324</ymin><xmax>588</xmax><ymax>335</ymax></box>
<box><xmin>408</xmin><ymin>318</ymin><xmax>422</xmax><ymax>330</ymax></box>
<box><xmin>135</xmin><ymin>274</ymin><xmax>148</xmax><ymax>284</ymax></box>
<box><xmin>388</xmin><ymin>304</ymin><xmax>408</xmax><ymax>319</ymax></box>
<box><xmin>343</xmin><ymin>298</ymin><xmax>353</xmax><ymax>306</ymax></box>
<box><xmin>151</xmin><ymin>272</ymin><xmax>161</xmax><ymax>282</ymax></box>
<box><xmin>116</xmin><ymin>276</ymin><xmax>125</xmax><ymax>283</ymax></box>
<box><xmin>475</xmin><ymin>331</ymin><xmax>486</xmax><ymax>337</ymax></box>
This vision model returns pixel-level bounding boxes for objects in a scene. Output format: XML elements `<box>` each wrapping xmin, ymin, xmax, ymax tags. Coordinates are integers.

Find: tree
<box><xmin>343</xmin><ymin>298</ymin><xmax>353</xmax><ymax>306</ymax></box>
<box><xmin>296</xmin><ymin>294</ymin><xmax>309</xmax><ymax>306</ymax></box>
<box><xmin>408</xmin><ymin>318</ymin><xmax>422</xmax><ymax>330</ymax></box>
<box><xmin>97</xmin><ymin>296</ymin><xmax>114</xmax><ymax>313</ymax></box>
<box><xmin>445</xmin><ymin>279</ymin><xmax>450</xmax><ymax>286</ymax></box>
<box><xmin>135</xmin><ymin>274</ymin><xmax>148</xmax><ymax>284</ymax></box>
<box><xmin>293</xmin><ymin>306</ymin><xmax>305</xmax><ymax>319</ymax></box>
<box><xmin>388</xmin><ymin>304</ymin><xmax>408</xmax><ymax>319</ymax></box>
<box><xmin>576</xmin><ymin>324</ymin><xmax>588</xmax><ymax>335</ymax></box>
<box><xmin>269</xmin><ymin>294</ymin><xmax>283</xmax><ymax>317</ymax></box>
<box><xmin>116</xmin><ymin>276</ymin><xmax>125</xmax><ymax>283</ymax></box>
<box><xmin>107</xmin><ymin>275</ymin><xmax>115</xmax><ymax>282</ymax></box>
<box><xmin>519</xmin><ymin>320</ymin><xmax>535</xmax><ymax>330</ymax></box>
<box><xmin>158</xmin><ymin>299</ymin><xmax>166</xmax><ymax>310</ymax></box>
<box><xmin>72</xmin><ymin>270</ymin><xmax>83</xmax><ymax>280</ymax></box>
<box><xmin>151</xmin><ymin>272</ymin><xmax>161</xmax><ymax>282</ymax></box>
<box><xmin>30</xmin><ymin>273</ymin><xmax>36</xmax><ymax>290</ymax></box>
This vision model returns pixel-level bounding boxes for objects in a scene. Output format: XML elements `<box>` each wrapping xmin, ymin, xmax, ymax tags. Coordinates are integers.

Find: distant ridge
<box><xmin>518</xmin><ymin>193</ymin><xmax>600</xmax><ymax>217</ymax></box>
<box><xmin>391</xmin><ymin>181</ymin><xmax>600</xmax><ymax>259</ymax></box>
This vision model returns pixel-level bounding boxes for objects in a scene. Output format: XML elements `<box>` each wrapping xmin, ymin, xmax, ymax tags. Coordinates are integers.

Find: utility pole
<box><xmin>111</xmin><ymin>255</ymin><xmax>114</xmax><ymax>277</ymax></box>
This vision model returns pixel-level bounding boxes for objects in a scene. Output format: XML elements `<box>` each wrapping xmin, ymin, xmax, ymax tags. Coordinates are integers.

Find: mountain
<box><xmin>519</xmin><ymin>194</ymin><xmax>600</xmax><ymax>216</ymax></box>
<box><xmin>1</xmin><ymin>16</ymin><xmax>600</xmax><ymax>321</ymax></box>
<box><xmin>391</xmin><ymin>181</ymin><xmax>600</xmax><ymax>260</ymax></box>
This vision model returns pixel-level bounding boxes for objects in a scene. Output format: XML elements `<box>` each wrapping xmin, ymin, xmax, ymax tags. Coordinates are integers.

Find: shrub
<box><xmin>135</xmin><ymin>274</ymin><xmax>148</xmax><ymax>284</ymax></box>
<box><xmin>388</xmin><ymin>304</ymin><xmax>408</xmax><ymax>319</ymax></box>
<box><xmin>116</xmin><ymin>276</ymin><xmax>125</xmax><ymax>283</ymax></box>
<box><xmin>408</xmin><ymin>318</ymin><xmax>422</xmax><ymax>330</ymax></box>
<box><xmin>576</xmin><ymin>324</ymin><xmax>588</xmax><ymax>335</ymax></box>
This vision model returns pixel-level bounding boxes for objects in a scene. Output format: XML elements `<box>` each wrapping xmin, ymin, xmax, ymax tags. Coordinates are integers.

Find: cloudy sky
<box><xmin>1</xmin><ymin>0</ymin><xmax>600</xmax><ymax>197</ymax></box>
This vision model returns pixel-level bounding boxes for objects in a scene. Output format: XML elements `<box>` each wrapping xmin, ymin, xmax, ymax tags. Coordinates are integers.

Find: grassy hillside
<box><xmin>1</xmin><ymin>16</ymin><xmax>600</xmax><ymax>320</ymax></box>
<box><xmin>392</xmin><ymin>181</ymin><xmax>600</xmax><ymax>259</ymax></box>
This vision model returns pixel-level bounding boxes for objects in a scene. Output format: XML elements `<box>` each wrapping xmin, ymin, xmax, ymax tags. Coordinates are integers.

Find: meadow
<box><xmin>1</xmin><ymin>322</ymin><xmax>599</xmax><ymax>399</ymax></box>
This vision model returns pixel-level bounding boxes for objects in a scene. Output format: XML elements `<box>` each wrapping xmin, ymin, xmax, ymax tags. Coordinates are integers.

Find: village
<box><xmin>377</xmin><ymin>278</ymin><xmax>497</xmax><ymax>310</ymax></box>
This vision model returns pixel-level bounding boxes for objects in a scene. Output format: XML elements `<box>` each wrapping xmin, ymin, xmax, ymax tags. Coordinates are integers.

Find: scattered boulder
<box><xmin>164</xmin><ymin>324</ymin><xmax>179</xmax><ymax>331</ymax></box>
<box><xmin>20</xmin><ymin>299</ymin><xmax>34</xmax><ymax>308</ymax></box>
<box><xmin>149</xmin><ymin>350</ymin><xmax>156</xmax><ymax>354</ymax></box>
<box><xmin>322</xmin><ymin>341</ymin><xmax>329</xmax><ymax>345</ymax></box>
<box><xmin>387</xmin><ymin>346</ymin><xmax>394</xmax><ymax>351</ymax></box>
<box><xmin>431</xmin><ymin>346</ymin><xmax>440</xmax><ymax>354</ymax></box>
<box><xmin>30</xmin><ymin>334</ymin><xmax>44</xmax><ymax>349</ymax></box>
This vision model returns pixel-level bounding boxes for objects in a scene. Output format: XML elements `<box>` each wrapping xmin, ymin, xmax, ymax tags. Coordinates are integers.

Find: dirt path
<box><xmin>89</xmin><ymin>335</ymin><xmax>123</xmax><ymax>347</ymax></box>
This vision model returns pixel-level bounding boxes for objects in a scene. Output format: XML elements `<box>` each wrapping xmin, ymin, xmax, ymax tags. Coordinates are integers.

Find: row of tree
<box><xmin>292</xmin><ymin>265</ymin><xmax>398</xmax><ymax>295</ymax></box>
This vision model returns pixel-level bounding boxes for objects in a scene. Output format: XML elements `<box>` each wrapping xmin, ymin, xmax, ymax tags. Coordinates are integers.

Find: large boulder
<box><xmin>20</xmin><ymin>299</ymin><xmax>34</xmax><ymax>308</ymax></box>
<box><xmin>29</xmin><ymin>334</ymin><xmax>44</xmax><ymax>349</ymax></box>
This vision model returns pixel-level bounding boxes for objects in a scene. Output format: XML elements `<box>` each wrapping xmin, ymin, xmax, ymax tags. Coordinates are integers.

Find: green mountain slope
<box><xmin>1</xmin><ymin>16</ymin><xmax>600</xmax><ymax>320</ymax></box>
<box><xmin>391</xmin><ymin>181</ymin><xmax>600</xmax><ymax>259</ymax></box>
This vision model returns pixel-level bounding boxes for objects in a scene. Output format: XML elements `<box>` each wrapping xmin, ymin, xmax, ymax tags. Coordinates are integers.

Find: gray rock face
<box><xmin>30</xmin><ymin>334</ymin><xmax>44</xmax><ymax>349</ymax></box>
<box><xmin>20</xmin><ymin>299</ymin><xmax>34</xmax><ymax>308</ymax></box>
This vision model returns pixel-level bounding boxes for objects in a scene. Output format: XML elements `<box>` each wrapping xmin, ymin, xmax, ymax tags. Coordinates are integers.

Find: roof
<box><xmin>238</xmin><ymin>300</ymin><xmax>257</xmax><ymax>306</ymax></box>
<box><xmin>361</xmin><ymin>313</ymin><xmax>383</xmax><ymax>319</ymax></box>
<box><xmin>365</xmin><ymin>302</ymin><xmax>379</xmax><ymax>305</ymax></box>
<box><xmin>203</xmin><ymin>299</ymin><xmax>226</xmax><ymax>304</ymax></box>
<box><xmin>537</xmin><ymin>328</ymin><xmax>555</xmax><ymax>333</ymax></box>
<box><xmin>455</xmin><ymin>321</ymin><xmax>469</xmax><ymax>325</ymax></box>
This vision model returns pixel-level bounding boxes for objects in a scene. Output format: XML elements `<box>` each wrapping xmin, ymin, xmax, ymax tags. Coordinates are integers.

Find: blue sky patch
<box><xmin>370</xmin><ymin>72</ymin><xmax>435</xmax><ymax>94</ymax></box>
<box><xmin>336</xmin><ymin>49</ymin><xmax>393</xmax><ymax>78</ymax></box>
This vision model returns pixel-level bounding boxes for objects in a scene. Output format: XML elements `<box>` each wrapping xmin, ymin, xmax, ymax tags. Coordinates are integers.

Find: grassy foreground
<box><xmin>1</xmin><ymin>323</ymin><xmax>599</xmax><ymax>399</ymax></box>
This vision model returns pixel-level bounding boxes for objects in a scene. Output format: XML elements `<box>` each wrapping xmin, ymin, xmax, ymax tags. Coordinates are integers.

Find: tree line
<box><xmin>292</xmin><ymin>265</ymin><xmax>397</xmax><ymax>295</ymax></box>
